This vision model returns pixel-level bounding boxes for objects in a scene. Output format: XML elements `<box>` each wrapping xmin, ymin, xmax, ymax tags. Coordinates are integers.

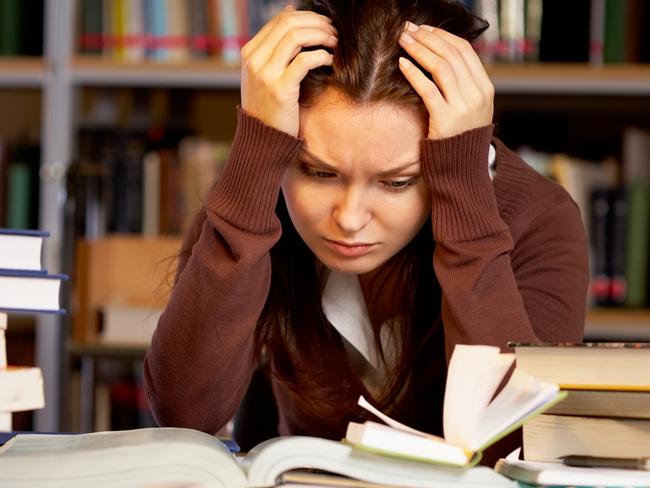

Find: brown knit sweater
<box><xmin>144</xmin><ymin>107</ymin><xmax>589</xmax><ymax>459</ymax></box>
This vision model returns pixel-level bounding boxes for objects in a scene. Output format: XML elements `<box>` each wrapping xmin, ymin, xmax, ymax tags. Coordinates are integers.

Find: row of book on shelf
<box><xmin>467</xmin><ymin>0</ymin><xmax>650</xmax><ymax>64</ymax></box>
<box><xmin>520</xmin><ymin>125</ymin><xmax>650</xmax><ymax>309</ymax></box>
<box><xmin>77</xmin><ymin>0</ymin><xmax>290</xmax><ymax>64</ymax></box>
<box><xmin>1</xmin><ymin>340</ymin><xmax>649</xmax><ymax>487</ymax></box>
<box><xmin>0</xmin><ymin>228</ymin><xmax>67</xmax><ymax>432</ymax></box>
<box><xmin>2</xmin><ymin>0</ymin><xmax>649</xmax><ymax>65</ymax></box>
<box><xmin>71</xmin><ymin>0</ymin><xmax>650</xmax><ymax>65</ymax></box>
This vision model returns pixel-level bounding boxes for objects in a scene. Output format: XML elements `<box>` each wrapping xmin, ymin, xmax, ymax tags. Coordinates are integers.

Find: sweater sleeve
<box><xmin>420</xmin><ymin>126</ymin><xmax>589</xmax><ymax>360</ymax></box>
<box><xmin>144</xmin><ymin>107</ymin><xmax>303</xmax><ymax>433</ymax></box>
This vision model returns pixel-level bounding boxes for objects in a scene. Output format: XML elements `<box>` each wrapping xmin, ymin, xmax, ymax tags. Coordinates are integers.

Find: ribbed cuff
<box><xmin>421</xmin><ymin>124</ymin><xmax>507</xmax><ymax>242</ymax></box>
<box><xmin>206</xmin><ymin>106</ymin><xmax>303</xmax><ymax>234</ymax></box>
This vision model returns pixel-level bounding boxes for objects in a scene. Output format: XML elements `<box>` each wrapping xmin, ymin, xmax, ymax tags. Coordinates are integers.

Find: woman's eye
<box><xmin>381</xmin><ymin>178</ymin><xmax>416</xmax><ymax>192</ymax></box>
<box><xmin>300</xmin><ymin>164</ymin><xmax>337</xmax><ymax>179</ymax></box>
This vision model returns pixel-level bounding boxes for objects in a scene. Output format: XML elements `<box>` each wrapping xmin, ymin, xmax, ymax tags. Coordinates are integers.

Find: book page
<box><xmin>0</xmin><ymin>428</ymin><xmax>247</xmax><ymax>487</ymax></box>
<box><xmin>443</xmin><ymin>345</ymin><xmax>514</xmax><ymax>449</ymax></box>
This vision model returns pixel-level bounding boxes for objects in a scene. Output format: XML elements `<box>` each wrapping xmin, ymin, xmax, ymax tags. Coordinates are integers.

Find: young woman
<box><xmin>144</xmin><ymin>0</ymin><xmax>589</xmax><ymax>462</ymax></box>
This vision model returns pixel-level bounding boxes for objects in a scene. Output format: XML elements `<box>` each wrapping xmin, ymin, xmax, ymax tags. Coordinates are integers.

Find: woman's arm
<box><xmin>145</xmin><ymin>5</ymin><xmax>336</xmax><ymax>433</ymax></box>
<box><xmin>398</xmin><ymin>23</ymin><xmax>588</xmax><ymax>357</ymax></box>
<box><xmin>421</xmin><ymin>130</ymin><xmax>589</xmax><ymax>358</ymax></box>
<box><xmin>144</xmin><ymin>109</ymin><xmax>302</xmax><ymax>433</ymax></box>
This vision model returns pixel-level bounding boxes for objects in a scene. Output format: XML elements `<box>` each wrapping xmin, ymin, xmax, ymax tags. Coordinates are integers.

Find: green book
<box><xmin>625</xmin><ymin>180</ymin><xmax>650</xmax><ymax>307</ymax></box>
<box><xmin>603</xmin><ymin>0</ymin><xmax>629</xmax><ymax>63</ymax></box>
<box><xmin>0</xmin><ymin>0</ymin><xmax>21</xmax><ymax>55</ymax></box>
<box><xmin>6</xmin><ymin>162</ymin><xmax>32</xmax><ymax>230</ymax></box>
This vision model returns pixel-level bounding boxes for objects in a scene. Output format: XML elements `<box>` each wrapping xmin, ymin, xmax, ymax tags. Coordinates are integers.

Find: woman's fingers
<box><xmin>399</xmin><ymin>23</ymin><xmax>480</xmax><ymax>106</ymax></box>
<box><xmin>420</xmin><ymin>25</ymin><xmax>494</xmax><ymax>98</ymax></box>
<box><xmin>261</xmin><ymin>27</ymin><xmax>337</xmax><ymax>81</ymax></box>
<box><xmin>242</xmin><ymin>9</ymin><xmax>335</xmax><ymax>72</ymax></box>
<box><xmin>398</xmin><ymin>56</ymin><xmax>444</xmax><ymax>113</ymax></box>
<box><xmin>398</xmin><ymin>23</ymin><xmax>494</xmax><ymax>138</ymax></box>
<box><xmin>421</xmin><ymin>25</ymin><xmax>494</xmax><ymax>97</ymax></box>
<box><xmin>282</xmin><ymin>49</ymin><xmax>335</xmax><ymax>89</ymax></box>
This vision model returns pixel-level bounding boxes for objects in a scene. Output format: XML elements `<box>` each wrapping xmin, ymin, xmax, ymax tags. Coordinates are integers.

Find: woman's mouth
<box><xmin>324</xmin><ymin>239</ymin><xmax>377</xmax><ymax>258</ymax></box>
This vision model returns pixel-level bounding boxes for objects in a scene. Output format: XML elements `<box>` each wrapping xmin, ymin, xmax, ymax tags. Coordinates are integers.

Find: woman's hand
<box><xmin>240</xmin><ymin>5</ymin><xmax>338</xmax><ymax>137</ymax></box>
<box><xmin>397</xmin><ymin>22</ymin><xmax>494</xmax><ymax>140</ymax></box>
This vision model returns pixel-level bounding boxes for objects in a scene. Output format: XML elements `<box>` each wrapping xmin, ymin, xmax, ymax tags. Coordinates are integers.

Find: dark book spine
<box><xmin>590</xmin><ymin>188</ymin><xmax>611</xmax><ymax>306</ymax></box>
<box><xmin>539</xmin><ymin>0</ymin><xmax>591</xmax><ymax>62</ymax></box>
<box><xmin>608</xmin><ymin>187</ymin><xmax>628</xmax><ymax>305</ymax></box>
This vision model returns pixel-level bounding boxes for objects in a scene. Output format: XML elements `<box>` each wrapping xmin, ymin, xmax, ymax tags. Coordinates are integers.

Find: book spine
<box><xmin>79</xmin><ymin>0</ymin><xmax>104</xmax><ymax>55</ymax></box>
<box><xmin>624</xmin><ymin>181</ymin><xmax>650</xmax><ymax>307</ymax></box>
<box><xmin>499</xmin><ymin>0</ymin><xmax>525</xmax><ymax>62</ymax></box>
<box><xmin>125</xmin><ymin>0</ymin><xmax>146</xmax><ymax>62</ymax></box>
<box><xmin>6</xmin><ymin>163</ymin><xmax>32</xmax><ymax>230</ymax></box>
<box><xmin>0</xmin><ymin>312</ymin><xmax>7</xmax><ymax>368</ymax></box>
<box><xmin>218</xmin><ymin>0</ymin><xmax>242</xmax><ymax>64</ymax></box>
<box><xmin>0</xmin><ymin>0</ymin><xmax>20</xmax><ymax>55</ymax></box>
<box><xmin>524</xmin><ymin>0</ymin><xmax>543</xmax><ymax>61</ymax></box>
<box><xmin>608</xmin><ymin>187</ymin><xmax>628</xmax><ymax>305</ymax></box>
<box><xmin>589</xmin><ymin>188</ymin><xmax>611</xmax><ymax>306</ymax></box>
<box><xmin>189</xmin><ymin>0</ymin><xmax>209</xmax><ymax>57</ymax></box>
<box><xmin>589</xmin><ymin>0</ymin><xmax>605</xmax><ymax>64</ymax></box>
<box><xmin>603</xmin><ymin>0</ymin><xmax>628</xmax><ymax>63</ymax></box>
<box><xmin>473</xmin><ymin>0</ymin><xmax>500</xmax><ymax>62</ymax></box>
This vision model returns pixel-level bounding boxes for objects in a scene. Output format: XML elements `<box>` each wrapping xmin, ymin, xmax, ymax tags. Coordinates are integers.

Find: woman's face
<box><xmin>282</xmin><ymin>88</ymin><xmax>431</xmax><ymax>276</ymax></box>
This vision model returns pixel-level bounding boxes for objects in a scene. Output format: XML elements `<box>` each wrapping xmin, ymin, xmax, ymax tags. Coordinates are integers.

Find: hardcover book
<box><xmin>510</xmin><ymin>342</ymin><xmax>650</xmax><ymax>390</ymax></box>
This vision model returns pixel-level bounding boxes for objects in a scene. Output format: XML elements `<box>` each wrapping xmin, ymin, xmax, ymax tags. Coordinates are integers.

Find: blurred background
<box><xmin>0</xmin><ymin>0</ymin><xmax>648</xmax><ymax>436</ymax></box>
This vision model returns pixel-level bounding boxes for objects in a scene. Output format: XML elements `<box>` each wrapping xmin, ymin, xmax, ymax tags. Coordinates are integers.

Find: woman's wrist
<box><xmin>206</xmin><ymin>106</ymin><xmax>304</xmax><ymax>234</ymax></box>
<box><xmin>420</xmin><ymin>124</ymin><xmax>507</xmax><ymax>242</ymax></box>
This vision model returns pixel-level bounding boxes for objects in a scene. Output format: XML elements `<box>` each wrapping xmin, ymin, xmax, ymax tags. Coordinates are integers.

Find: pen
<box><xmin>560</xmin><ymin>455</ymin><xmax>650</xmax><ymax>471</ymax></box>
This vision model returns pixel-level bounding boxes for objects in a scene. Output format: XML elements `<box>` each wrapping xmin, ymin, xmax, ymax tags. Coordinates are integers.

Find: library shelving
<box><xmin>0</xmin><ymin>58</ymin><xmax>46</xmax><ymax>87</ymax></box>
<box><xmin>2</xmin><ymin>0</ymin><xmax>650</xmax><ymax>433</ymax></box>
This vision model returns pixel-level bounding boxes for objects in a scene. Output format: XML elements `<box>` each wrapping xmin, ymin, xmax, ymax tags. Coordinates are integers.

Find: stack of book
<box><xmin>511</xmin><ymin>342</ymin><xmax>650</xmax><ymax>461</ymax></box>
<box><xmin>0</xmin><ymin>228</ymin><xmax>67</xmax><ymax>431</ymax></box>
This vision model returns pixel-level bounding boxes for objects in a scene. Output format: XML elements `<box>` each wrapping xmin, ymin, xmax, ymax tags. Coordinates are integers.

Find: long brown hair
<box><xmin>255</xmin><ymin>0</ymin><xmax>488</xmax><ymax>435</ymax></box>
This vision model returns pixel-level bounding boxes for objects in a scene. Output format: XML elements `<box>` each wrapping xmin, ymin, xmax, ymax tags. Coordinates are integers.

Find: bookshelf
<box><xmin>71</xmin><ymin>57</ymin><xmax>241</xmax><ymax>88</ymax></box>
<box><xmin>0</xmin><ymin>58</ymin><xmax>46</xmax><ymax>87</ymax></box>
<box><xmin>1</xmin><ymin>0</ymin><xmax>650</xmax><ymax>433</ymax></box>
<box><xmin>487</xmin><ymin>63</ymin><xmax>650</xmax><ymax>95</ymax></box>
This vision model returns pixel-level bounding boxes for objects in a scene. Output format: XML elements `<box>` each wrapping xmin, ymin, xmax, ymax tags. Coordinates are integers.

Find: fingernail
<box><xmin>399</xmin><ymin>57</ymin><xmax>411</xmax><ymax>68</ymax></box>
<box><xmin>400</xmin><ymin>32</ymin><xmax>415</xmax><ymax>44</ymax></box>
<box><xmin>284</xmin><ymin>3</ymin><xmax>295</xmax><ymax>10</ymax></box>
<box><xmin>405</xmin><ymin>21</ymin><xmax>419</xmax><ymax>32</ymax></box>
<box><xmin>421</xmin><ymin>25</ymin><xmax>435</xmax><ymax>32</ymax></box>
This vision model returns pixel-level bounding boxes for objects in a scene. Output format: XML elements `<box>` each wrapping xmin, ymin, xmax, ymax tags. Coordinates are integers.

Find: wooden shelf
<box><xmin>584</xmin><ymin>308</ymin><xmax>650</xmax><ymax>341</ymax></box>
<box><xmin>70</xmin><ymin>57</ymin><xmax>241</xmax><ymax>88</ymax></box>
<box><xmin>68</xmin><ymin>58</ymin><xmax>650</xmax><ymax>95</ymax></box>
<box><xmin>0</xmin><ymin>57</ymin><xmax>46</xmax><ymax>87</ymax></box>
<box><xmin>487</xmin><ymin>63</ymin><xmax>650</xmax><ymax>95</ymax></box>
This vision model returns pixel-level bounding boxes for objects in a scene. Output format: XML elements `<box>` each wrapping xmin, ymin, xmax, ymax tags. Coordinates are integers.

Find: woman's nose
<box><xmin>333</xmin><ymin>188</ymin><xmax>371</xmax><ymax>234</ymax></box>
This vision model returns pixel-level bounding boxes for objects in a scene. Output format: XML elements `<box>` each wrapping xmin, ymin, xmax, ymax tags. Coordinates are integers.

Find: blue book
<box><xmin>0</xmin><ymin>270</ymin><xmax>67</xmax><ymax>314</ymax></box>
<box><xmin>0</xmin><ymin>228</ymin><xmax>49</xmax><ymax>273</ymax></box>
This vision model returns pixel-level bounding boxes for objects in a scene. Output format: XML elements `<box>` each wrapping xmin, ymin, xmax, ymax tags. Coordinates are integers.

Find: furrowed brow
<box><xmin>299</xmin><ymin>148</ymin><xmax>420</xmax><ymax>176</ymax></box>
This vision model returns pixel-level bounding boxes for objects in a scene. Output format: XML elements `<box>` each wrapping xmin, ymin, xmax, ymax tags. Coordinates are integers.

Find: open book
<box><xmin>0</xmin><ymin>427</ymin><xmax>515</xmax><ymax>487</ymax></box>
<box><xmin>345</xmin><ymin>345</ymin><xmax>565</xmax><ymax>467</ymax></box>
